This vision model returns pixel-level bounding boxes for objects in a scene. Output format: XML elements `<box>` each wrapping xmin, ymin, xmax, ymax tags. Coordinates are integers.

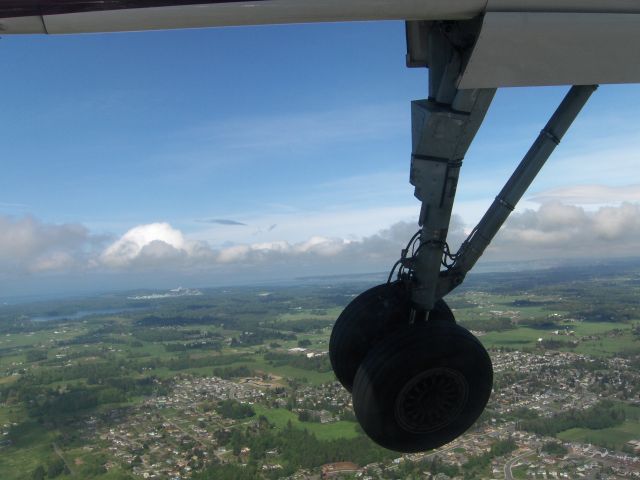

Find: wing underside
<box><xmin>0</xmin><ymin>0</ymin><xmax>485</xmax><ymax>34</ymax></box>
<box><xmin>1</xmin><ymin>0</ymin><xmax>640</xmax><ymax>88</ymax></box>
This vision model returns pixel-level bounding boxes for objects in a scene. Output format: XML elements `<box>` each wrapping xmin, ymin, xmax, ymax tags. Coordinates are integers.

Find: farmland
<box><xmin>1</xmin><ymin>261</ymin><xmax>639</xmax><ymax>478</ymax></box>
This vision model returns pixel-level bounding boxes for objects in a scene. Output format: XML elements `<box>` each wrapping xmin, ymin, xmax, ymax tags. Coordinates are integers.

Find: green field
<box><xmin>0</xmin><ymin>421</ymin><xmax>58</xmax><ymax>480</ymax></box>
<box><xmin>1</xmin><ymin>270</ymin><xmax>640</xmax><ymax>477</ymax></box>
<box><xmin>568</xmin><ymin>322</ymin><xmax>634</xmax><ymax>335</ymax></box>
<box><xmin>555</xmin><ymin>404</ymin><xmax>640</xmax><ymax>449</ymax></box>
<box><xmin>276</xmin><ymin>307</ymin><xmax>342</xmax><ymax>323</ymax></box>
<box><xmin>0</xmin><ymin>327</ymin><xmax>87</xmax><ymax>349</ymax></box>
<box><xmin>478</xmin><ymin>320</ymin><xmax>638</xmax><ymax>356</ymax></box>
<box><xmin>557</xmin><ymin>420</ymin><xmax>640</xmax><ymax>450</ymax></box>
<box><xmin>148</xmin><ymin>348</ymin><xmax>335</xmax><ymax>385</ymax></box>
<box><xmin>481</xmin><ymin>327</ymin><xmax>548</xmax><ymax>349</ymax></box>
<box><xmin>240</xmin><ymin>353</ymin><xmax>335</xmax><ymax>385</ymax></box>
<box><xmin>252</xmin><ymin>405</ymin><xmax>359</xmax><ymax>441</ymax></box>
<box><xmin>0</xmin><ymin>357</ymin><xmax>22</xmax><ymax>373</ymax></box>
<box><xmin>573</xmin><ymin>333</ymin><xmax>640</xmax><ymax>357</ymax></box>
<box><xmin>511</xmin><ymin>464</ymin><xmax>529</xmax><ymax>479</ymax></box>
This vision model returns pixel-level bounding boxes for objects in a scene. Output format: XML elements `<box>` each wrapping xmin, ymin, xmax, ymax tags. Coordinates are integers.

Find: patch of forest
<box><xmin>519</xmin><ymin>400</ymin><xmax>627</xmax><ymax>436</ymax></box>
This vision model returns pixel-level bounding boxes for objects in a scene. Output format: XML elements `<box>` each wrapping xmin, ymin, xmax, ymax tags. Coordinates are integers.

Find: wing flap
<box><xmin>459</xmin><ymin>12</ymin><xmax>640</xmax><ymax>88</ymax></box>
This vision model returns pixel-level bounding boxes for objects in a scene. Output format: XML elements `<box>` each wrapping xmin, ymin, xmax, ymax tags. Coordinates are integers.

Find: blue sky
<box><xmin>1</xmin><ymin>21</ymin><xmax>640</xmax><ymax>297</ymax></box>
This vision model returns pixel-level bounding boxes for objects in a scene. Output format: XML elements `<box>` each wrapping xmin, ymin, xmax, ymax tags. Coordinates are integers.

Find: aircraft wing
<box><xmin>1</xmin><ymin>1</ymin><xmax>640</xmax><ymax>88</ymax></box>
<box><xmin>0</xmin><ymin>1</ymin><xmax>491</xmax><ymax>34</ymax></box>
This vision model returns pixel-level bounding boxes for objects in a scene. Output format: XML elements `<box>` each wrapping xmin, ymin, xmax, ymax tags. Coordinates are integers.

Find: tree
<box><xmin>298</xmin><ymin>410</ymin><xmax>311</xmax><ymax>422</ymax></box>
<box><xmin>215</xmin><ymin>399</ymin><xmax>255</xmax><ymax>419</ymax></box>
<box><xmin>31</xmin><ymin>465</ymin><xmax>45</xmax><ymax>480</ymax></box>
<box><xmin>230</xmin><ymin>430</ymin><xmax>242</xmax><ymax>456</ymax></box>
<box><xmin>47</xmin><ymin>457</ymin><xmax>66</xmax><ymax>478</ymax></box>
<box><xmin>542</xmin><ymin>441</ymin><xmax>568</xmax><ymax>456</ymax></box>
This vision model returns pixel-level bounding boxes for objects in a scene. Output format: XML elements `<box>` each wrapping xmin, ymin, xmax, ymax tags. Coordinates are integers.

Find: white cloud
<box><xmin>0</xmin><ymin>215</ymin><xmax>99</xmax><ymax>273</ymax></box>
<box><xmin>592</xmin><ymin>203</ymin><xmax>640</xmax><ymax>239</ymax></box>
<box><xmin>215</xmin><ymin>237</ymin><xmax>348</xmax><ymax>265</ymax></box>
<box><xmin>192</xmin><ymin>204</ymin><xmax>419</xmax><ymax>248</ymax></box>
<box><xmin>100</xmin><ymin>223</ymin><xmax>212</xmax><ymax>268</ymax></box>
<box><xmin>217</xmin><ymin>245</ymin><xmax>250</xmax><ymax>263</ymax></box>
<box><xmin>486</xmin><ymin>202</ymin><xmax>640</xmax><ymax>260</ymax></box>
<box><xmin>3</xmin><ymin>198</ymin><xmax>640</xmax><ymax>285</ymax></box>
<box><xmin>295</xmin><ymin>236</ymin><xmax>347</xmax><ymax>256</ymax></box>
<box><xmin>529</xmin><ymin>184</ymin><xmax>640</xmax><ymax>206</ymax></box>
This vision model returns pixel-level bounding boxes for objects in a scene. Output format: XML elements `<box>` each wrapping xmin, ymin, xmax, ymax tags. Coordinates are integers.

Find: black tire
<box><xmin>329</xmin><ymin>282</ymin><xmax>454</xmax><ymax>392</ymax></box>
<box><xmin>352</xmin><ymin>322</ymin><xmax>492</xmax><ymax>452</ymax></box>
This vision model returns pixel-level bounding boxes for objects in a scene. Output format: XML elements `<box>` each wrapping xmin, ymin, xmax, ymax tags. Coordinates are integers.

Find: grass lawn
<box><xmin>574</xmin><ymin>332</ymin><xmax>640</xmax><ymax>357</ymax></box>
<box><xmin>0</xmin><ymin>375</ymin><xmax>19</xmax><ymax>386</ymax></box>
<box><xmin>620</xmin><ymin>403</ymin><xmax>640</xmax><ymax>419</ymax></box>
<box><xmin>248</xmin><ymin>356</ymin><xmax>335</xmax><ymax>385</ymax></box>
<box><xmin>567</xmin><ymin>321</ymin><xmax>633</xmax><ymax>335</ymax></box>
<box><xmin>480</xmin><ymin>321</ymin><xmax>638</xmax><ymax>357</ymax></box>
<box><xmin>557</xmin><ymin>419</ymin><xmax>640</xmax><ymax>450</ymax></box>
<box><xmin>276</xmin><ymin>307</ymin><xmax>342</xmax><ymax>323</ymax></box>
<box><xmin>147</xmin><ymin>366</ymin><xmax>174</xmax><ymax>379</ymax></box>
<box><xmin>253</xmin><ymin>405</ymin><xmax>359</xmax><ymax>441</ymax></box>
<box><xmin>512</xmin><ymin>464</ymin><xmax>529</xmax><ymax>479</ymax></box>
<box><xmin>0</xmin><ymin>421</ymin><xmax>57</xmax><ymax>480</ymax></box>
<box><xmin>481</xmin><ymin>328</ymin><xmax>547</xmax><ymax>349</ymax></box>
<box><xmin>130</xmin><ymin>342</ymin><xmax>169</xmax><ymax>357</ymax></box>
<box><xmin>0</xmin><ymin>327</ymin><xmax>87</xmax><ymax>349</ymax></box>
<box><xmin>147</xmin><ymin>351</ymin><xmax>334</xmax><ymax>384</ymax></box>
<box><xmin>0</xmin><ymin>404</ymin><xmax>26</xmax><ymax>427</ymax></box>
<box><xmin>0</xmin><ymin>353</ymin><xmax>25</xmax><ymax>369</ymax></box>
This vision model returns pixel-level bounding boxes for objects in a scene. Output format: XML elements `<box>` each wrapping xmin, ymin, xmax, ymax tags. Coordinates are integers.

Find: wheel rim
<box><xmin>394</xmin><ymin>367</ymin><xmax>469</xmax><ymax>434</ymax></box>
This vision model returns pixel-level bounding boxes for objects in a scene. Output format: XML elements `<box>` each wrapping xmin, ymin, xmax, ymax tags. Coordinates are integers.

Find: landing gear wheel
<box><xmin>329</xmin><ymin>282</ymin><xmax>454</xmax><ymax>392</ymax></box>
<box><xmin>352</xmin><ymin>322</ymin><xmax>492</xmax><ymax>452</ymax></box>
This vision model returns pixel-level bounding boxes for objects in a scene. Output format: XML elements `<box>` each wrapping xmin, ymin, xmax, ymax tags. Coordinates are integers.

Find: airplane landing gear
<box><xmin>329</xmin><ymin>280</ymin><xmax>454</xmax><ymax>392</ymax></box>
<box><xmin>329</xmin><ymin>280</ymin><xmax>492</xmax><ymax>452</ymax></box>
<box><xmin>329</xmin><ymin>20</ymin><xmax>597</xmax><ymax>452</ymax></box>
<box><xmin>352</xmin><ymin>322</ymin><xmax>492</xmax><ymax>452</ymax></box>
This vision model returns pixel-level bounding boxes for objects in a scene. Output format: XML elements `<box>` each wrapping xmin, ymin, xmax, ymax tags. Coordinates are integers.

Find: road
<box><xmin>504</xmin><ymin>450</ymin><xmax>534</xmax><ymax>480</ymax></box>
<box><xmin>52</xmin><ymin>442</ymin><xmax>75</xmax><ymax>477</ymax></box>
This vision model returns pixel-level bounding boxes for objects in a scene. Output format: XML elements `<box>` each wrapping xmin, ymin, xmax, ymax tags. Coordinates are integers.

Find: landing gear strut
<box><xmin>329</xmin><ymin>20</ymin><xmax>597</xmax><ymax>452</ymax></box>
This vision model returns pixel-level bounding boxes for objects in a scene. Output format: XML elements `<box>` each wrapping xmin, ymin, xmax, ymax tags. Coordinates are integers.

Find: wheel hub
<box><xmin>395</xmin><ymin>367</ymin><xmax>469</xmax><ymax>433</ymax></box>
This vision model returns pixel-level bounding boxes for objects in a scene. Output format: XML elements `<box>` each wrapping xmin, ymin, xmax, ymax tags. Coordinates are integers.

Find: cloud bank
<box><xmin>488</xmin><ymin>202</ymin><xmax>640</xmax><ymax>259</ymax></box>
<box><xmin>1</xmin><ymin>200</ymin><xmax>639</xmax><ymax>282</ymax></box>
<box><xmin>0</xmin><ymin>216</ymin><xmax>97</xmax><ymax>274</ymax></box>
